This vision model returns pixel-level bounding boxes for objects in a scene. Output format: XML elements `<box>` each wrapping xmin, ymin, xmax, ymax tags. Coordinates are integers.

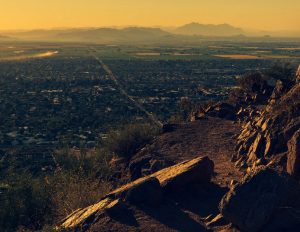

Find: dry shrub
<box><xmin>105</xmin><ymin>123</ymin><xmax>160</xmax><ymax>158</ymax></box>
<box><xmin>50</xmin><ymin>172</ymin><xmax>111</xmax><ymax>221</ymax></box>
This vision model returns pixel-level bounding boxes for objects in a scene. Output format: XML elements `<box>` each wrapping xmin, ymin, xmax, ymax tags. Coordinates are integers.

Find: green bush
<box><xmin>264</xmin><ymin>62</ymin><xmax>295</xmax><ymax>81</ymax></box>
<box><xmin>237</xmin><ymin>72</ymin><xmax>267</xmax><ymax>92</ymax></box>
<box><xmin>105</xmin><ymin>123</ymin><xmax>160</xmax><ymax>158</ymax></box>
<box><xmin>0</xmin><ymin>173</ymin><xmax>53</xmax><ymax>232</ymax></box>
<box><xmin>0</xmin><ymin>147</ymin><xmax>113</xmax><ymax>231</ymax></box>
<box><xmin>0</xmin><ymin>171</ymin><xmax>111</xmax><ymax>232</ymax></box>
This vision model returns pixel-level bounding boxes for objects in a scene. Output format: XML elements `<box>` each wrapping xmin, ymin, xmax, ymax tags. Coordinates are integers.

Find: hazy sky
<box><xmin>1</xmin><ymin>0</ymin><xmax>300</xmax><ymax>31</ymax></box>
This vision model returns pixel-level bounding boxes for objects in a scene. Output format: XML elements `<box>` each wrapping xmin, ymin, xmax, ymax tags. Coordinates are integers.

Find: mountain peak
<box><xmin>175</xmin><ymin>23</ymin><xmax>244</xmax><ymax>36</ymax></box>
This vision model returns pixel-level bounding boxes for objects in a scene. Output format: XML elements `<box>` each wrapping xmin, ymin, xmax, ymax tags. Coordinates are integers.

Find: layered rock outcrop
<box><xmin>234</xmin><ymin>82</ymin><xmax>300</xmax><ymax>175</ymax></box>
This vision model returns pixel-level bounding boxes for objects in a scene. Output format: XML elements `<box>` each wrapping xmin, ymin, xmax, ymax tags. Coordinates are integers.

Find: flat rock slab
<box><xmin>60</xmin><ymin>156</ymin><xmax>214</xmax><ymax>231</ymax></box>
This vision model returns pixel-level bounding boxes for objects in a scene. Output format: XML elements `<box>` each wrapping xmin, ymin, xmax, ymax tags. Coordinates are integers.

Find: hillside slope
<box><xmin>59</xmin><ymin>69</ymin><xmax>300</xmax><ymax>232</ymax></box>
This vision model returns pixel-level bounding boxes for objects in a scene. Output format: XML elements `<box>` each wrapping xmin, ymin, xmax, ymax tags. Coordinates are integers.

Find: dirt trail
<box><xmin>141</xmin><ymin>117</ymin><xmax>243</xmax><ymax>187</ymax></box>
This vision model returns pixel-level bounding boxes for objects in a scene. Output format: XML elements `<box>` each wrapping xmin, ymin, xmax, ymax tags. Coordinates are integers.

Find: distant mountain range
<box><xmin>56</xmin><ymin>27</ymin><xmax>173</xmax><ymax>43</ymax></box>
<box><xmin>2</xmin><ymin>23</ymin><xmax>300</xmax><ymax>44</ymax></box>
<box><xmin>173</xmin><ymin>23</ymin><xmax>244</xmax><ymax>36</ymax></box>
<box><xmin>4</xmin><ymin>27</ymin><xmax>176</xmax><ymax>43</ymax></box>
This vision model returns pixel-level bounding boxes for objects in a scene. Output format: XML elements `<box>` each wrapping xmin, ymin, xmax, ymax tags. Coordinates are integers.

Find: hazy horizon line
<box><xmin>1</xmin><ymin>22</ymin><xmax>300</xmax><ymax>34</ymax></box>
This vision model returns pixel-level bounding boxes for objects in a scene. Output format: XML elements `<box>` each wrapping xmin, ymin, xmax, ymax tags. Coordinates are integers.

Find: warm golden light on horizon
<box><xmin>0</xmin><ymin>0</ymin><xmax>300</xmax><ymax>31</ymax></box>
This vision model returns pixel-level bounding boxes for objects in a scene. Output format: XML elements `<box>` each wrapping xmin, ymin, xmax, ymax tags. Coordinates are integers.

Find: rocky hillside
<box><xmin>59</xmin><ymin>67</ymin><xmax>300</xmax><ymax>232</ymax></box>
<box><xmin>235</xmin><ymin>78</ymin><xmax>300</xmax><ymax>177</ymax></box>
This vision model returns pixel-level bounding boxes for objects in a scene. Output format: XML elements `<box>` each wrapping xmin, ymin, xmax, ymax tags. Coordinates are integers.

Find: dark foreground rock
<box><xmin>262</xmin><ymin>207</ymin><xmax>300</xmax><ymax>232</ymax></box>
<box><xmin>287</xmin><ymin>128</ymin><xmax>300</xmax><ymax>179</ymax></box>
<box><xmin>220</xmin><ymin>167</ymin><xmax>300</xmax><ymax>232</ymax></box>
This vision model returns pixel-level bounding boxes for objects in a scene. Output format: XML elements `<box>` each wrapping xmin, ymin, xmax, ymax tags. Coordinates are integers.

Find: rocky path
<box><xmin>139</xmin><ymin>117</ymin><xmax>244</xmax><ymax>187</ymax></box>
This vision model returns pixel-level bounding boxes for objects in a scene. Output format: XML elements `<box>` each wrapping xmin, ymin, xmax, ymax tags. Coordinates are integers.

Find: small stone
<box><xmin>206</xmin><ymin>214</ymin><xmax>228</xmax><ymax>228</ymax></box>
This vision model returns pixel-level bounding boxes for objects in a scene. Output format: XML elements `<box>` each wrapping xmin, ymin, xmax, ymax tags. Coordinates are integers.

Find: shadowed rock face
<box><xmin>60</xmin><ymin>156</ymin><xmax>214</xmax><ymax>231</ymax></box>
<box><xmin>220</xmin><ymin>167</ymin><xmax>300</xmax><ymax>232</ymax></box>
<box><xmin>287</xmin><ymin>129</ymin><xmax>300</xmax><ymax>179</ymax></box>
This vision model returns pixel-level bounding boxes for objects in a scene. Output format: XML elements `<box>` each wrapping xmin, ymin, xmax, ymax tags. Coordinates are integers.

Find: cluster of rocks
<box><xmin>109</xmin><ymin>149</ymin><xmax>172</xmax><ymax>182</ymax></box>
<box><xmin>190</xmin><ymin>102</ymin><xmax>238</xmax><ymax>121</ymax></box>
<box><xmin>190</xmin><ymin>68</ymin><xmax>300</xmax><ymax>124</ymax></box>
<box><xmin>234</xmin><ymin>81</ymin><xmax>300</xmax><ymax>178</ymax></box>
<box><xmin>189</xmin><ymin>89</ymin><xmax>270</xmax><ymax>122</ymax></box>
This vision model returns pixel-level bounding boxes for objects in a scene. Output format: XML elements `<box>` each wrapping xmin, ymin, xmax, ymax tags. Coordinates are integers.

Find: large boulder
<box><xmin>60</xmin><ymin>178</ymin><xmax>162</xmax><ymax>231</ymax></box>
<box><xmin>220</xmin><ymin>167</ymin><xmax>300</xmax><ymax>232</ymax></box>
<box><xmin>153</xmin><ymin>156</ymin><xmax>214</xmax><ymax>192</ymax></box>
<box><xmin>60</xmin><ymin>156</ymin><xmax>214</xmax><ymax>231</ymax></box>
<box><xmin>287</xmin><ymin>129</ymin><xmax>300</xmax><ymax>179</ymax></box>
<box><xmin>262</xmin><ymin>207</ymin><xmax>300</xmax><ymax>232</ymax></box>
